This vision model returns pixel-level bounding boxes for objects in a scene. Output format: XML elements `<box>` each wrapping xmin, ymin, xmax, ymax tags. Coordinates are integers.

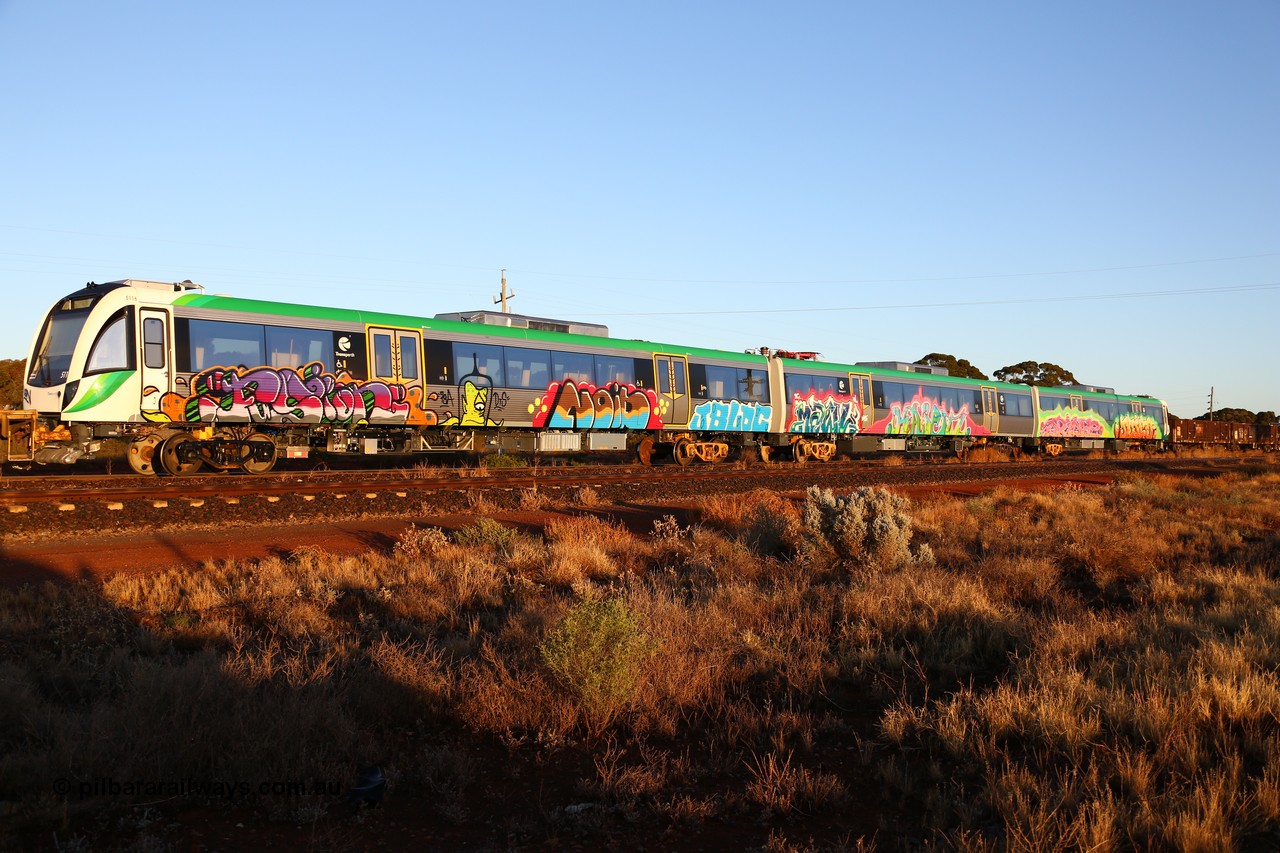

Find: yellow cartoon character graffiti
<box><xmin>442</xmin><ymin>380</ymin><xmax>498</xmax><ymax>427</ymax></box>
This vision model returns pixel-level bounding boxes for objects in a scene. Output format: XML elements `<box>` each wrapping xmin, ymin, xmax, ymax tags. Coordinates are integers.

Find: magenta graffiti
<box><xmin>788</xmin><ymin>393</ymin><xmax>860</xmax><ymax>434</ymax></box>
<box><xmin>887</xmin><ymin>397</ymin><xmax>976</xmax><ymax>436</ymax></box>
<box><xmin>185</xmin><ymin>361</ymin><xmax>413</xmax><ymax>425</ymax></box>
<box><xmin>1040</xmin><ymin>413</ymin><xmax>1105</xmax><ymax>437</ymax></box>
<box><xmin>531</xmin><ymin>380</ymin><xmax>663</xmax><ymax>430</ymax></box>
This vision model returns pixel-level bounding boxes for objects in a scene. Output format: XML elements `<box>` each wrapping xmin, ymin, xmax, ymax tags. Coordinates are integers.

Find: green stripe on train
<box><xmin>65</xmin><ymin>370</ymin><xmax>134</xmax><ymax>413</ymax></box>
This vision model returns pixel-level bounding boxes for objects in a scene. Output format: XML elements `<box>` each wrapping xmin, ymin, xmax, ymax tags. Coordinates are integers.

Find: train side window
<box><xmin>425</xmin><ymin>339</ymin><xmax>452</xmax><ymax>383</ymax></box>
<box><xmin>633</xmin><ymin>358</ymin><xmax>655</xmax><ymax>390</ymax></box>
<box><xmin>880</xmin><ymin>382</ymin><xmax>905</xmax><ymax>408</ymax></box>
<box><xmin>872</xmin><ymin>380</ymin><xmax>885</xmax><ymax>409</ymax></box>
<box><xmin>454</xmin><ymin>343</ymin><xmax>505</xmax><ymax>386</ymax></box>
<box><xmin>187</xmin><ymin>319</ymin><xmax>264</xmax><ymax>371</ymax></box>
<box><xmin>687</xmin><ymin>362</ymin><xmax>708</xmax><ymax>398</ymax></box>
<box><xmin>792</xmin><ymin>374</ymin><xmax>841</xmax><ymax>397</ymax></box>
<box><xmin>373</xmin><ymin>335</ymin><xmax>393</xmax><ymax>377</ymax></box>
<box><xmin>594</xmin><ymin>354</ymin><xmax>635</xmax><ymax>386</ymax></box>
<box><xmin>503</xmin><ymin>346</ymin><xmax>551</xmax><ymax>389</ymax></box>
<box><xmin>85</xmin><ymin>309</ymin><xmax>135</xmax><ymax>374</ymax></box>
<box><xmin>266</xmin><ymin>326</ymin><xmax>333</xmax><ymax>372</ymax></box>
<box><xmin>552</xmin><ymin>351</ymin><xmax>593</xmax><ymax>384</ymax></box>
<box><xmin>740</xmin><ymin>368</ymin><xmax>767</xmax><ymax>402</ymax></box>
<box><xmin>704</xmin><ymin>365</ymin><xmax>735</xmax><ymax>399</ymax></box>
<box><xmin>942</xmin><ymin>387</ymin><xmax>964</xmax><ymax>413</ymax></box>
<box><xmin>143</xmin><ymin>317</ymin><xmax>165</xmax><ymax>369</ymax></box>
<box><xmin>400</xmin><ymin>340</ymin><xmax>420</xmax><ymax>380</ymax></box>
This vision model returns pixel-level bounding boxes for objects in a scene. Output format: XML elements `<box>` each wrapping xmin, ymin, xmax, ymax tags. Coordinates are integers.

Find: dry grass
<box><xmin>4</xmin><ymin>467</ymin><xmax>1280</xmax><ymax>849</ymax></box>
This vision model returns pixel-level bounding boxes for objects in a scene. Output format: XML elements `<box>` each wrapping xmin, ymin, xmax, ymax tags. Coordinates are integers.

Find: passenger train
<box><xmin>6</xmin><ymin>278</ymin><xmax>1184</xmax><ymax>475</ymax></box>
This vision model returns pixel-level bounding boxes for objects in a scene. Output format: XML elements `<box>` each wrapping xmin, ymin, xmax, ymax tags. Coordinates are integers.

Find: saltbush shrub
<box><xmin>539</xmin><ymin>593</ymin><xmax>654</xmax><ymax>734</ymax></box>
<box><xmin>802</xmin><ymin>485</ymin><xmax>932</xmax><ymax>567</ymax></box>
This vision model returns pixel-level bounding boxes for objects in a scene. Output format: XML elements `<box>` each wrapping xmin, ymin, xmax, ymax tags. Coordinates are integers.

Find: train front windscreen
<box><xmin>26</xmin><ymin>294</ymin><xmax>99</xmax><ymax>388</ymax></box>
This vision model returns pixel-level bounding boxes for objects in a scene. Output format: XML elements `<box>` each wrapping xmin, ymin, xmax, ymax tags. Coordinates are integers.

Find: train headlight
<box><xmin>62</xmin><ymin>381</ymin><xmax>80</xmax><ymax>408</ymax></box>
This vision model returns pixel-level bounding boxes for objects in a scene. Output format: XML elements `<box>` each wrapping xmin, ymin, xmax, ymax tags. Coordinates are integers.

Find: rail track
<box><xmin>2</xmin><ymin>454</ymin><xmax>1263</xmax><ymax>519</ymax></box>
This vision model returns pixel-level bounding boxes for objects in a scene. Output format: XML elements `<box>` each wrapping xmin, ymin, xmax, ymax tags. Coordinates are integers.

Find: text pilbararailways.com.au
<box><xmin>54</xmin><ymin>777</ymin><xmax>344</xmax><ymax>800</ymax></box>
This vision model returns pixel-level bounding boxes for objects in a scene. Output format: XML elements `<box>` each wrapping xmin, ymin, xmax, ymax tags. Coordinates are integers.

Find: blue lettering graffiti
<box><xmin>689</xmin><ymin>400</ymin><xmax>773</xmax><ymax>432</ymax></box>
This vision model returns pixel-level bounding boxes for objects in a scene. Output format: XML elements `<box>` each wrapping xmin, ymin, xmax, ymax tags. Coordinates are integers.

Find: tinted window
<box><xmin>553</xmin><ymin>351</ymin><xmax>593</xmax><ymax>384</ymax></box>
<box><xmin>505</xmin><ymin>346</ymin><xmax>551</xmax><ymax>389</ymax></box>
<box><xmin>373</xmin><ymin>335</ymin><xmax>393</xmax><ymax>376</ymax></box>
<box><xmin>454</xmin><ymin>343</ymin><xmax>504</xmax><ymax>386</ymax></box>
<box><xmin>705</xmin><ymin>365</ymin><xmax>736</xmax><ymax>399</ymax></box>
<box><xmin>1040</xmin><ymin>394</ymin><xmax>1067</xmax><ymax>411</ymax></box>
<box><xmin>400</xmin><ymin>338</ymin><xmax>420</xmax><ymax>380</ymax></box>
<box><xmin>188</xmin><ymin>319</ymin><xmax>264</xmax><ymax>371</ymax></box>
<box><xmin>740</xmin><ymin>368</ymin><xmax>768</xmax><ymax>402</ymax></box>
<box><xmin>266</xmin><ymin>326</ymin><xmax>333</xmax><ymax>372</ymax></box>
<box><xmin>942</xmin><ymin>387</ymin><xmax>965</xmax><ymax>413</ymax></box>
<box><xmin>86</xmin><ymin>311</ymin><xmax>133</xmax><ymax>374</ymax></box>
<box><xmin>1006</xmin><ymin>393</ymin><xmax>1032</xmax><ymax>417</ymax></box>
<box><xmin>143</xmin><ymin>317</ymin><xmax>165</xmax><ymax>369</ymax></box>
<box><xmin>594</xmin><ymin>353</ymin><xmax>635</xmax><ymax>386</ymax></box>
<box><xmin>786</xmin><ymin>373</ymin><xmax>842</xmax><ymax>398</ymax></box>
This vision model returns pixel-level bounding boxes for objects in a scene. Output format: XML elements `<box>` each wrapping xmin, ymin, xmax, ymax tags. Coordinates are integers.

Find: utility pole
<box><xmin>1208</xmin><ymin>387</ymin><xmax>1215</xmax><ymax>421</ymax></box>
<box><xmin>493</xmin><ymin>269</ymin><xmax>516</xmax><ymax>314</ymax></box>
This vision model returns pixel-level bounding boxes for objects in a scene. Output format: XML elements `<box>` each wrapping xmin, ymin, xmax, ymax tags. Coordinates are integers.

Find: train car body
<box><xmin>1168</xmin><ymin>415</ymin><xmax>1280</xmax><ymax>450</ymax></box>
<box><xmin>1032</xmin><ymin>387</ymin><xmax>1168</xmax><ymax>455</ymax></box>
<box><xmin>17</xmin><ymin>279</ymin><xmax>1173</xmax><ymax>474</ymax></box>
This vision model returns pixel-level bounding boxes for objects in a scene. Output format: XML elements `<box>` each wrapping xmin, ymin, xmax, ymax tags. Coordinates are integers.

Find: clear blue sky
<box><xmin>2</xmin><ymin>1</ymin><xmax>1276</xmax><ymax>418</ymax></box>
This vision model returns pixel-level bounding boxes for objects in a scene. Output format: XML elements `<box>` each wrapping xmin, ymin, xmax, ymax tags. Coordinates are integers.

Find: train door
<box><xmin>849</xmin><ymin>372</ymin><xmax>873</xmax><ymax>431</ymax></box>
<box><xmin>654</xmin><ymin>354</ymin><xmax>690</xmax><ymax>427</ymax></box>
<box><xmin>367</xmin><ymin>326</ymin><xmax>424</xmax><ymax>406</ymax></box>
<box><xmin>980</xmin><ymin>386</ymin><xmax>1000</xmax><ymax>434</ymax></box>
<box><xmin>139</xmin><ymin>307</ymin><xmax>170</xmax><ymax>414</ymax></box>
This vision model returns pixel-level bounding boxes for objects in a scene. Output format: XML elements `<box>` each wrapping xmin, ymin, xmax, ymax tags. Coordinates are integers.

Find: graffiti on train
<box><xmin>689</xmin><ymin>400</ymin><xmax>772</xmax><ymax>432</ymax></box>
<box><xmin>1113</xmin><ymin>413</ymin><xmax>1161</xmax><ymax>440</ymax></box>
<box><xmin>530</xmin><ymin>380</ymin><xmax>664</xmax><ymax>430</ymax></box>
<box><xmin>1039</xmin><ymin>411</ymin><xmax>1106</xmax><ymax>438</ymax></box>
<box><xmin>143</xmin><ymin>361</ymin><xmax>437</xmax><ymax>426</ymax></box>
<box><xmin>787</xmin><ymin>392</ymin><xmax>860</xmax><ymax>434</ymax></box>
<box><xmin>885</xmin><ymin>395</ymin><xmax>980</xmax><ymax>436</ymax></box>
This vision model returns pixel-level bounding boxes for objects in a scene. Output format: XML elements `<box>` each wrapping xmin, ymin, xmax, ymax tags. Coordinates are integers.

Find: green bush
<box><xmin>539</xmin><ymin>593</ymin><xmax>653</xmax><ymax>734</ymax></box>
<box><xmin>483</xmin><ymin>452</ymin><xmax>528</xmax><ymax>469</ymax></box>
<box><xmin>453</xmin><ymin>518</ymin><xmax>517</xmax><ymax>555</ymax></box>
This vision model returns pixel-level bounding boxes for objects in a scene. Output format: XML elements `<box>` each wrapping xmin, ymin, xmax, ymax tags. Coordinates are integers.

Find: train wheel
<box><xmin>240</xmin><ymin>432</ymin><xmax>278</xmax><ymax>474</ymax></box>
<box><xmin>1044</xmin><ymin>443</ymin><xmax>1064</xmax><ymax>457</ymax></box>
<box><xmin>157</xmin><ymin>433</ymin><xmax>204</xmax><ymax>476</ymax></box>
<box><xmin>635</xmin><ymin>436</ymin><xmax>655</xmax><ymax>466</ymax></box>
<box><xmin>758</xmin><ymin>444</ymin><xmax>774</xmax><ymax>463</ymax></box>
<box><xmin>793</xmin><ymin>439</ymin><xmax>810</xmax><ymax>465</ymax></box>
<box><xmin>126</xmin><ymin>432</ymin><xmax>167</xmax><ymax>476</ymax></box>
<box><xmin>673</xmin><ymin>438</ymin><xmax>694</xmax><ymax>466</ymax></box>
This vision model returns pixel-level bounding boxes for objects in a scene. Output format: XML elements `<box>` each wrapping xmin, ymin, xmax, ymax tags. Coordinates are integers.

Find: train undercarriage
<box><xmin>3</xmin><ymin>414</ymin><xmax>1184</xmax><ymax>476</ymax></box>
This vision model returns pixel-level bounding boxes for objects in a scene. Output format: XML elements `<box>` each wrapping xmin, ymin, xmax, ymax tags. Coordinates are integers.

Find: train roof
<box><xmin>158</xmin><ymin>287</ymin><xmax>1166</xmax><ymax>406</ymax></box>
